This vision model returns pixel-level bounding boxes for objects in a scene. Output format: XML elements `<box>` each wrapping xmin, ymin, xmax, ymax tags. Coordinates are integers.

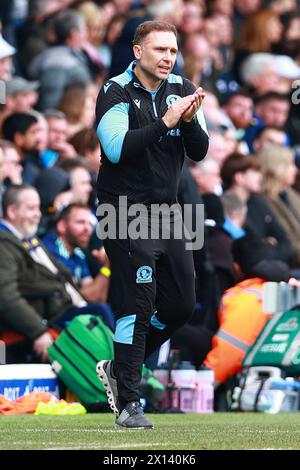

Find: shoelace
<box><xmin>128</xmin><ymin>402</ymin><xmax>143</xmax><ymax>416</ymax></box>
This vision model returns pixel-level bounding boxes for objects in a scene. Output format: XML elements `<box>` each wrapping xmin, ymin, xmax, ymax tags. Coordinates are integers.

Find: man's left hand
<box><xmin>182</xmin><ymin>87</ymin><xmax>205</xmax><ymax>123</ymax></box>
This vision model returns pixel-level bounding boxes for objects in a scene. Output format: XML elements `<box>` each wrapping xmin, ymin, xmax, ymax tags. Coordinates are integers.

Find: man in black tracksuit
<box><xmin>95</xmin><ymin>20</ymin><xmax>209</xmax><ymax>429</ymax></box>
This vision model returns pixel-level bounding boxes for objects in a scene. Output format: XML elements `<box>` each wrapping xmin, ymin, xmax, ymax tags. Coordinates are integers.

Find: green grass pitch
<box><xmin>0</xmin><ymin>412</ymin><xmax>300</xmax><ymax>450</ymax></box>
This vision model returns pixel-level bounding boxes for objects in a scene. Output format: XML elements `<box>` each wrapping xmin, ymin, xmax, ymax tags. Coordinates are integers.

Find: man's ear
<box><xmin>235</xmin><ymin>171</ymin><xmax>243</xmax><ymax>186</ymax></box>
<box><xmin>6</xmin><ymin>204</ymin><xmax>17</xmax><ymax>223</ymax></box>
<box><xmin>56</xmin><ymin>219</ymin><xmax>66</xmax><ymax>237</ymax></box>
<box><xmin>14</xmin><ymin>132</ymin><xmax>24</xmax><ymax>148</ymax></box>
<box><xmin>252</xmin><ymin>139</ymin><xmax>259</xmax><ymax>153</ymax></box>
<box><xmin>133</xmin><ymin>44</ymin><xmax>142</xmax><ymax>60</ymax></box>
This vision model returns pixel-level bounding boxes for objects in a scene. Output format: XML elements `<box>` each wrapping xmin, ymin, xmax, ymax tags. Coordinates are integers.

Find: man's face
<box><xmin>9</xmin><ymin>189</ymin><xmax>41</xmax><ymax>238</ymax></box>
<box><xmin>134</xmin><ymin>31</ymin><xmax>178</xmax><ymax>85</ymax></box>
<box><xmin>203</xmin><ymin>19</ymin><xmax>220</xmax><ymax>48</ymax></box>
<box><xmin>85</xmin><ymin>146</ymin><xmax>101</xmax><ymax>173</ymax></box>
<box><xmin>258</xmin><ymin>99</ymin><xmax>290</xmax><ymax>127</ymax></box>
<box><xmin>235</xmin><ymin>0</ymin><xmax>261</xmax><ymax>14</ymax></box>
<box><xmin>187</xmin><ymin>36</ymin><xmax>210</xmax><ymax>72</ymax></box>
<box><xmin>225</xmin><ymin>95</ymin><xmax>253</xmax><ymax>129</ymax></box>
<box><xmin>254</xmin><ymin>128</ymin><xmax>286</xmax><ymax>152</ymax></box>
<box><xmin>0</xmin><ymin>56</ymin><xmax>13</xmax><ymax>81</ymax></box>
<box><xmin>7</xmin><ymin>92</ymin><xmax>38</xmax><ymax>113</ymax></box>
<box><xmin>60</xmin><ymin>207</ymin><xmax>93</xmax><ymax>249</ymax></box>
<box><xmin>238</xmin><ymin>169</ymin><xmax>262</xmax><ymax>193</ymax></box>
<box><xmin>180</xmin><ymin>2</ymin><xmax>203</xmax><ymax>34</ymax></box>
<box><xmin>191</xmin><ymin>161</ymin><xmax>221</xmax><ymax>194</ymax></box>
<box><xmin>47</xmin><ymin>117</ymin><xmax>68</xmax><ymax>147</ymax></box>
<box><xmin>70</xmin><ymin>167</ymin><xmax>92</xmax><ymax>205</ymax></box>
<box><xmin>2</xmin><ymin>147</ymin><xmax>23</xmax><ymax>184</ymax></box>
<box><xmin>16</xmin><ymin>121</ymin><xmax>46</xmax><ymax>153</ymax></box>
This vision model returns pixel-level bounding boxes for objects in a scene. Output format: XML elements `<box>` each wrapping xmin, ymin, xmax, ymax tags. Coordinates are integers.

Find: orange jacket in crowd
<box><xmin>205</xmin><ymin>278</ymin><xmax>272</xmax><ymax>384</ymax></box>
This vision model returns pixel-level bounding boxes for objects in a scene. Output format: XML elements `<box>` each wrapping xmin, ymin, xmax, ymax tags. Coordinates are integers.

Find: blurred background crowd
<box><xmin>1</xmin><ymin>0</ymin><xmax>300</xmax><ymax>409</ymax></box>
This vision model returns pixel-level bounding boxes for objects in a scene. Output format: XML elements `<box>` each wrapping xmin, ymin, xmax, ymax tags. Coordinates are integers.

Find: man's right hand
<box><xmin>162</xmin><ymin>95</ymin><xmax>196</xmax><ymax>129</ymax></box>
<box><xmin>33</xmin><ymin>332</ymin><xmax>53</xmax><ymax>362</ymax></box>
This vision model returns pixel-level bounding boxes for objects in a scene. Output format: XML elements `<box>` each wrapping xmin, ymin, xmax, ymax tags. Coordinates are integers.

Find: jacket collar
<box><xmin>0</xmin><ymin>219</ymin><xmax>23</xmax><ymax>240</ymax></box>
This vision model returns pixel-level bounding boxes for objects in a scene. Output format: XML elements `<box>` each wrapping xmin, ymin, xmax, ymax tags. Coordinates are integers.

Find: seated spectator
<box><xmin>221</xmin><ymin>152</ymin><xmax>293</xmax><ymax>264</ymax></box>
<box><xmin>15</xmin><ymin>0</ymin><xmax>73</xmax><ymax>76</ymax></box>
<box><xmin>258</xmin><ymin>144</ymin><xmax>300</xmax><ymax>269</ymax></box>
<box><xmin>28</xmin><ymin>9</ymin><xmax>92</xmax><ymax>110</ymax></box>
<box><xmin>252</xmin><ymin>125</ymin><xmax>288</xmax><ymax>153</ymax></box>
<box><xmin>255</xmin><ymin>92</ymin><xmax>290</xmax><ymax>128</ymax></box>
<box><xmin>183</xmin><ymin>33</ymin><xmax>216</xmax><ymax>91</ymax></box>
<box><xmin>58</xmin><ymin>82</ymin><xmax>98</xmax><ymax>138</ymax></box>
<box><xmin>42</xmin><ymin>202</ymin><xmax>111</xmax><ymax>305</ymax></box>
<box><xmin>234</xmin><ymin>9</ymin><xmax>282</xmax><ymax>84</ymax></box>
<box><xmin>221</xmin><ymin>190</ymin><xmax>247</xmax><ymax>242</ymax></box>
<box><xmin>244</xmin><ymin>92</ymin><xmax>291</xmax><ymax>152</ymax></box>
<box><xmin>5</xmin><ymin>77</ymin><xmax>39</xmax><ymax>113</ymax></box>
<box><xmin>35</xmin><ymin>158</ymin><xmax>93</xmax><ymax>217</ymax></box>
<box><xmin>205</xmin><ymin>231</ymin><xmax>291</xmax><ymax>409</ymax></box>
<box><xmin>44</xmin><ymin>109</ymin><xmax>77</xmax><ymax>164</ymax></box>
<box><xmin>0</xmin><ymin>185</ymin><xmax>114</xmax><ymax>363</ymax></box>
<box><xmin>0</xmin><ymin>31</ymin><xmax>15</xmax><ymax>81</ymax></box>
<box><xmin>222</xmin><ymin>90</ymin><xmax>254</xmax><ymax>135</ymax></box>
<box><xmin>54</xmin><ymin>158</ymin><xmax>93</xmax><ymax>210</ymax></box>
<box><xmin>75</xmin><ymin>1</ymin><xmax>106</xmax><ymax>82</ymax></box>
<box><xmin>1</xmin><ymin>112</ymin><xmax>46</xmax><ymax>185</ymax></box>
<box><xmin>240</xmin><ymin>53</ymin><xmax>300</xmax><ymax>96</ymax></box>
<box><xmin>0</xmin><ymin>139</ymin><xmax>23</xmax><ymax>186</ymax></box>
<box><xmin>207</xmin><ymin>129</ymin><xmax>237</xmax><ymax>165</ymax></box>
<box><xmin>188</xmin><ymin>157</ymin><xmax>222</xmax><ymax>196</ymax></box>
<box><xmin>178</xmin><ymin>0</ymin><xmax>204</xmax><ymax>36</ymax></box>
<box><xmin>68</xmin><ymin>128</ymin><xmax>101</xmax><ymax>175</ymax></box>
<box><xmin>274</xmin><ymin>11</ymin><xmax>300</xmax><ymax>58</ymax></box>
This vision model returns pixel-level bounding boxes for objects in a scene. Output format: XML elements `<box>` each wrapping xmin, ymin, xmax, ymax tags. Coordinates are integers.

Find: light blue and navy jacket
<box><xmin>95</xmin><ymin>61</ymin><xmax>209</xmax><ymax>206</ymax></box>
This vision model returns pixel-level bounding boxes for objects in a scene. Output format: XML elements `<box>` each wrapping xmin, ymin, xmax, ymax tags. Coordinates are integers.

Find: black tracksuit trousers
<box><xmin>103</xmin><ymin>209</ymin><xmax>196</xmax><ymax>410</ymax></box>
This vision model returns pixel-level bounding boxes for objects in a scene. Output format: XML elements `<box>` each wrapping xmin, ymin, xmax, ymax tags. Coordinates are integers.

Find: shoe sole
<box><xmin>115</xmin><ymin>424</ymin><xmax>154</xmax><ymax>431</ymax></box>
<box><xmin>96</xmin><ymin>361</ymin><xmax>119</xmax><ymax>417</ymax></box>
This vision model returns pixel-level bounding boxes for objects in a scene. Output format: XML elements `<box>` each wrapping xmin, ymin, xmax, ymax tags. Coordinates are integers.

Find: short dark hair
<box><xmin>221</xmin><ymin>191</ymin><xmax>246</xmax><ymax>217</ymax></box>
<box><xmin>2</xmin><ymin>184</ymin><xmax>34</xmax><ymax>217</ymax></box>
<box><xmin>44</xmin><ymin>109</ymin><xmax>66</xmax><ymax>120</ymax></box>
<box><xmin>68</xmin><ymin>128</ymin><xmax>99</xmax><ymax>155</ymax></box>
<box><xmin>255</xmin><ymin>125</ymin><xmax>286</xmax><ymax>140</ymax></box>
<box><xmin>56</xmin><ymin>157</ymin><xmax>89</xmax><ymax>173</ymax></box>
<box><xmin>221</xmin><ymin>153</ymin><xmax>261</xmax><ymax>189</ymax></box>
<box><xmin>255</xmin><ymin>92</ymin><xmax>289</xmax><ymax>105</ymax></box>
<box><xmin>51</xmin><ymin>9</ymin><xmax>85</xmax><ymax>44</ymax></box>
<box><xmin>223</xmin><ymin>89</ymin><xmax>252</xmax><ymax>106</ymax></box>
<box><xmin>2</xmin><ymin>113</ymin><xmax>38</xmax><ymax>142</ymax></box>
<box><xmin>56</xmin><ymin>202</ymin><xmax>90</xmax><ymax>223</ymax></box>
<box><xmin>133</xmin><ymin>21</ymin><xmax>177</xmax><ymax>45</ymax></box>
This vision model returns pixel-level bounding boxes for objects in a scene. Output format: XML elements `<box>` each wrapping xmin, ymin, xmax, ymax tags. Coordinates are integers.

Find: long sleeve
<box><xmin>0</xmin><ymin>243</ymin><xmax>47</xmax><ymax>340</ymax></box>
<box><xmin>96</xmin><ymin>83</ymin><xmax>169</xmax><ymax>164</ymax></box>
<box><xmin>180</xmin><ymin>78</ymin><xmax>209</xmax><ymax>162</ymax></box>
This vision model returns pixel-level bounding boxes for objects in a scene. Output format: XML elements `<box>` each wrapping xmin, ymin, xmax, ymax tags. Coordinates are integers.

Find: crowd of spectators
<box><xmin>1</xmin><ymin>0</ymin><xmax>300</xmax><ymax>409</ymax></box>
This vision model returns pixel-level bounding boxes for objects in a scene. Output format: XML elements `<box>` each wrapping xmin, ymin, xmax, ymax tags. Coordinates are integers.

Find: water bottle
<box><xmin>267</xmin><ymin>377</ymin><xmax>300</xmax><ymax>412</ymax></box>
<box><xmin>172</xmin><ymin>361</ymin><xmax>197</xmax><ymax>388</ymax></box>
<box><xmin>153</xmin><ymin>364</ymin><xmax>169</xmax><ymax>410</ymax></box>
<box><xmin>195</xmin><ymin>366</ymin><xmax>214</xmax><ymax>413</ymax></box>
<box><xmin>171</xmin><ymin>361</ymin><xmax>197</xmax><ymax>412</ymax></box>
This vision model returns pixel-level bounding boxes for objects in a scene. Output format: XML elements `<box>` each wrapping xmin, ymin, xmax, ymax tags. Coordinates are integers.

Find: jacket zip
<box><xmin>133</xmin><ymin>81</ymin><xmax>164</xmax><ymax>119</ymax></box>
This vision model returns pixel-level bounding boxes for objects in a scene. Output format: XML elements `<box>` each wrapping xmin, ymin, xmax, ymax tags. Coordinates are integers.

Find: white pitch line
<box><xmin>45</xmin><ymin>442</ymin><xmax>173</xmax><ymax>450</ymax></box>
